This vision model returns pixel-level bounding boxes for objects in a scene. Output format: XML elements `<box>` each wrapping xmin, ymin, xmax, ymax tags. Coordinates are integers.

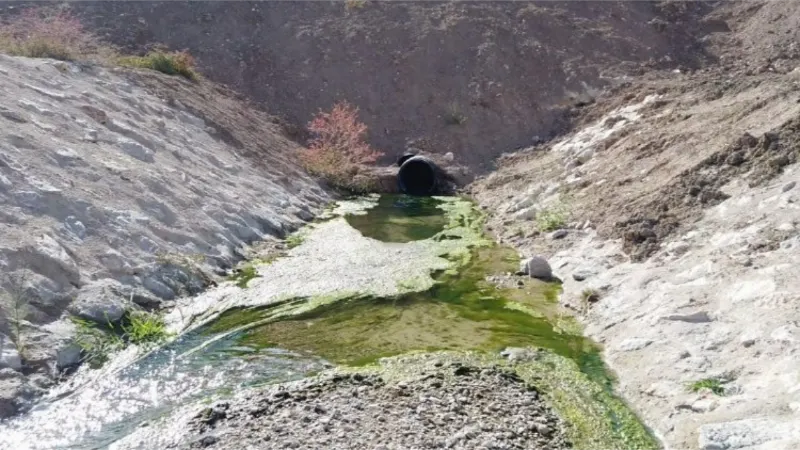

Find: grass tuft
<box><xmin>121</xmin><ymin>311</ymin><xmax>170</xmax><ymax>345</ymax></box>
<box><xmin>536</xmin><ymin>205</ymin><xmax>568</xmax><ymax>232</ymax></box>
<box><xmin>344</xmin><ymin>0</ymin><xmax>367</xmax><ymax>10</ymax></box>
<box><xmin>71</xmin><ymin>310</ymin><xmax>171</xmax><ymax>367</ymax></box>
<box><xmin>117</xmin><ymin>50</ymin><xmax>198</xmax><ymax>80</ymax></box>
<box><xmin>228</xmin><ymin>264</ymin><xmax>260</xmax><ymax>289</ymax></box>
<box><xmin>688</xmin><ymin>378</ymin><xmax>726</xmax><ymax>396</ymax></box>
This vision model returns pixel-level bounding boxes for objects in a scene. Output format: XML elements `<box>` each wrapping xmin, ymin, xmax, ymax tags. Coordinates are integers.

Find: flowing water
<box><xmin>0</xmin><ymin>195</ymin><xmax>647</xmax><ymax>450</ymax></box>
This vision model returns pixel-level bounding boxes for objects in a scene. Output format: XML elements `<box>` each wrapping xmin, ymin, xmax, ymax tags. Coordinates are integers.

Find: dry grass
<box><xmin>345</xmin><ymin>0</ymin><xmax>367</xmax><ymax>11</ymax></box>
<box><xmin>0</xmin><ymin>6</ymin><xmax>198</xmax><ymax>81</ymax></box>
<box><xmin>117</xmin><ymin>50</ymin><xmax>198</xmax><ymax>81</ymax></box>
<box><xmin>0</xmin><ymin>6</ymin><xmax>112</xmax><ymax>62</ymax></box>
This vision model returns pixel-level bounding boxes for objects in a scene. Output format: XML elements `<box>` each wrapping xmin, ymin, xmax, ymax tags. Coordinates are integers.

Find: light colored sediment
<box><xmin>0</xmin><ymin>54</ymin><xmax>327</xmax><ymax>417</ymax></box>
<box><xmin>472</xmin><ymin>70</ymin><xmax>800</xmax><ymax>450</ymax></box>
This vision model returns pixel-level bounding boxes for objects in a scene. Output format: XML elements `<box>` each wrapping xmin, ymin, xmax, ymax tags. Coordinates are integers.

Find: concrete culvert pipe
<box><xmin>398</xmin><ymin>156</ymin><xmax>438</xmax><ymax>196</ymax></box>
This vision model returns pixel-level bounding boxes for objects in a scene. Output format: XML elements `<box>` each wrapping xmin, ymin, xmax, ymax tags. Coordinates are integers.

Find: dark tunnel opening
<box><xmin>398</xmin><ymin>156</ymin><xmax>437</xmax><ymax>196</ymax></box>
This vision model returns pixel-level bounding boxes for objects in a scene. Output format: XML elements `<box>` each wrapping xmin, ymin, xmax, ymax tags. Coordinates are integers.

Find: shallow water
<box><xmin>0</xmin><ymin>195</ymin><xmax>632</xmax><ymax>449</ymax></box>
<box><xmin>344</xmin><ymin>194</ymin><xmax>448</xmax><ymax>242</ymax></box>
<box><xmin>0</xmin><ymin>318</ymin><xmax>326</xmax><ymax>450</ymax></box>
<box><xmin>213</xmin><ymin>194</ymin><xmax>601</xmax><ymax>376</ymax></box>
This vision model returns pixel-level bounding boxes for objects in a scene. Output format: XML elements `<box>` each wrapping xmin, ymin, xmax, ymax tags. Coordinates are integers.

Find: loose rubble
<box><xmin>117</xmin><ymin>359</ymin><xmax>571</xmax><ymax>450</ymax></box>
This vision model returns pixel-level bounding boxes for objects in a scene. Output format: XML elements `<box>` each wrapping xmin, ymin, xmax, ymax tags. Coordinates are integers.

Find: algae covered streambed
<box><xmin>0</xmin><ymin>194</ymin><xmax>658</xmax><ymax>450</ymax></box>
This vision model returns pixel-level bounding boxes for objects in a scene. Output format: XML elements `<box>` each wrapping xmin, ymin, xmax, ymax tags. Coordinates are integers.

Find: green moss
<box><xmin>228</xmin><ymin>264</ymin><xmax>260</xmax><ymax>289</ymax></box>
<box><xmin>285</xmin><ymin>232</ymin><xmax>305</xmax><ymax>249</ymax></box>
<box><xmin>514</xmin><ymin>351</ymin><xmax>658</xmax><ymax>450</ymax></box>
<box><xmin>232</xmin><ymin>245</ymin><xmax>591</xmax><ymax>367</ymax></box>
<box><xmin>198</xmin><ymin>194</ymin><xmax>656</xmax><ymax>450</ymax></box>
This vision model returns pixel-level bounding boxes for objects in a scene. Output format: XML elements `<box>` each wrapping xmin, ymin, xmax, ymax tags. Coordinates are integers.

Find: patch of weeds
<box><xmin>71</xmin><ymin>316</ymin><xmax>124</xmax><ymax>368</ymax></box>
<box><xmin>688</xmin><ymin>378</ymin><xmax>726</xmax><ymax>396</ymax></box>
<box><xmin>344</xmin><ymin>0</ymin><xmax>367</xmax><ymax>10</ymax></box>
<box><xmin>536</xmin><ymin>204</ymin><xmax>568</xmax><ymax>232</ymax></box>
<box><xmin>117</xmin><ymin>50</ymin><xmax>198</xmax><ymax>80</ymax></box>
<box><xmin>285</xmin><ymin>233</ymin><xmax>305</xmax><ymax>249</ymax></box>
<box><xmin>444</xmin><ymin>102</ymin><xmax>467</xmax><ymax>126</ymax></box>
<box><xmin>71</xmin><ymin>310</ymin><xmax>171</xmax><ymax>367</ymax></box>
<box><xmin>229</xmin><ymin>264</ymin><xmax>260</xmax><ymax>289</ymax></box>
<box><xmin>122</xmin><ymin>311</ymin><xmax>170</xmax><ymax>345</ymax></box>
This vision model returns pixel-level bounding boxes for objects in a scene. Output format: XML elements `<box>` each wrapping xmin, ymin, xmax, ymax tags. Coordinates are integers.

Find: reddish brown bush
<box><xmin>300</xmin><ymin>101</ymin><xmax>383</xmax><ymax>192</ymax></box>
<box><xmin>0</xmin><ymin>6</ymin><xmax>112</xmax><ymax>61</ymax></box>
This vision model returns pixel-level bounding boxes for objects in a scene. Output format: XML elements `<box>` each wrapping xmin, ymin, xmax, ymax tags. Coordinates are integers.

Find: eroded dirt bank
<box><xmin>470</xmin><ymin>66</ymin><xmax>800</xmax><ymax>450</ymax></box>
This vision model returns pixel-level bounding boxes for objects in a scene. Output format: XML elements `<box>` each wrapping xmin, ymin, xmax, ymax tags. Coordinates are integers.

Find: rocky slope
<box><xmin>0</xmin><ymin>54</ymin><xmax>327</xmax><ymax>417</ymax></box>
<box><xmin>9</xmin><ymin>0</ymin><xmax>717</xmax><ymax>171</ymax></box>
<box><xmin>470</xmin><ymin>54</ymin><xmax>800</xmax><ymax>450</ymax></box>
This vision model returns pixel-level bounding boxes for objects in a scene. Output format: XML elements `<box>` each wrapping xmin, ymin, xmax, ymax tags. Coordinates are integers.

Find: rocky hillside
<box><xmin>469</xmin><ymin>2</ymin><xmax>800</xmax><ymax>448</ymax></box>
<box><xmin>0</xmin><ymin>54</ymin><xmax>326</xmax><ymax>417</ymax></box>
<box><xmin>5</xmin><ymin>0</ymin><xmax>717</xmax><ymax>172</ymax></box>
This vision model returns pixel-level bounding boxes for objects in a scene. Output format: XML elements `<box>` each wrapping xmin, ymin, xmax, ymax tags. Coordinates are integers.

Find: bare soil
<box><xmin>4</xmin><ymin>0</ymin><xmax>718</xmax><ymax>173</ymax></box>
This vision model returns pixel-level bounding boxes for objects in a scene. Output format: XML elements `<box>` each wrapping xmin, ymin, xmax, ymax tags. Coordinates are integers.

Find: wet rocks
<box><xmin>68</xmin><ymin>279</ymin><xmax>132</xmax><ymax>324</ymax></box>
<box><xmin>0</xmin><ymin>335</ymin><xmax>22</xmax><ymax>371</ymax></box>
<box><xmin>520</xmin><ymin>256</ymin><xmax>553</xmax><ymax>280</ymax></box>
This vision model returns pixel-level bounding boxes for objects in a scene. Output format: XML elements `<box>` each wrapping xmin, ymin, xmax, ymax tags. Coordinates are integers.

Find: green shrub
<box><xmin>118</xmin><ymin>50</ymin><xmax>198</xmax><ymax>80</ymax></box>
<box><xmin>228</xmin><ymin>264</ymin><xmax>260</xmax><ymax>289</ymax></box>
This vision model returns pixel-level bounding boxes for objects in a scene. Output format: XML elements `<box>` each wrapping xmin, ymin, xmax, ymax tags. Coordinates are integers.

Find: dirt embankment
<box><xmin>1</xmin><ymin>0</ymin><xmax>715</xmax><ymax>172</ymax></box>
<box><xmin>470</xmin><ymin>2</ymin><xmax>800</xmax><ymax>449</ymax></box>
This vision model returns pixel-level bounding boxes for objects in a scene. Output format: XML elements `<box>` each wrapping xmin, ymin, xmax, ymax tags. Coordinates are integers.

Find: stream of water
<box><xmin>0</xmin><ymin>195</ymin><xmax>632</xmax><ymax>450</ymax></box>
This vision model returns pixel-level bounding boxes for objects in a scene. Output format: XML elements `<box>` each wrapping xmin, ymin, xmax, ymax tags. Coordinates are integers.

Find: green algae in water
<box><xmin>202</xmin><ymin>194</ymin><xmax>658</xmax><ymax>450</ymax></box>
<box><xmin>237</xmin><ymin>245</ymin><xmax>595</xmax><ymax>368</ymax></box>
<box><xmin>344</xmin><ymin>195</ymin><xmax>449</xmax><ymax>243</ymax></box>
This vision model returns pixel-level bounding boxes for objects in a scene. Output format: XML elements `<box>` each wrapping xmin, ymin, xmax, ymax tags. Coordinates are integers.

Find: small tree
<box><xmin>300</xmin><ymin>101</ymin><xmax>383</xmax><ymax>192</ymax></box>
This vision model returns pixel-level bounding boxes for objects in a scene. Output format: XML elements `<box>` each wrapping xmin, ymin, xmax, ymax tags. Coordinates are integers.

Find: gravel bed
<box><xmin>186</xmin><ymin>363</ymin><xmax>571</xmax><ymax>450</ymax></box>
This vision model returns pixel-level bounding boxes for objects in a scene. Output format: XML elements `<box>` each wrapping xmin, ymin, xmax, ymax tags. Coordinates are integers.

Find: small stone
<box><xmin>572</xmin><ymin>268</ymin><xmax>596</xmax><ymax>282</ymax></box>
<box><xmin>199</xmin><ymin>435</ymin><xmax>218</xmax><ymax>447</ymax></box>
<box><xmin>617</xmin><ymin>338</ymin><xmax>653</xmax><ymax>352</ymax></box>
<box><xmin>520</xmin><ymin>257</ymin><xmax>553</xmax><ymax>280</ymax></box>
<box><xmin>663</xmin><ymin>311</ymin><xmax>712</xmax><ymax>323</ymax></box>
<box><xmin>782</xmin><ymin>181</ymin><xmax>796</xmax><ymax>193</ymax></box>
<box><xmin>549</xmin><ymin>229</ymin><xmax>568</xmax><ymax>240</ymax></box>
<box><xmin>83</xmin><ymin>129</ymin><xmax>98</xmax><ymax>143</ymax></box>
<box><xmin>535</xmin><ymin>423</ymin><xmax>553</xmax><ymax>437</ymax></box>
